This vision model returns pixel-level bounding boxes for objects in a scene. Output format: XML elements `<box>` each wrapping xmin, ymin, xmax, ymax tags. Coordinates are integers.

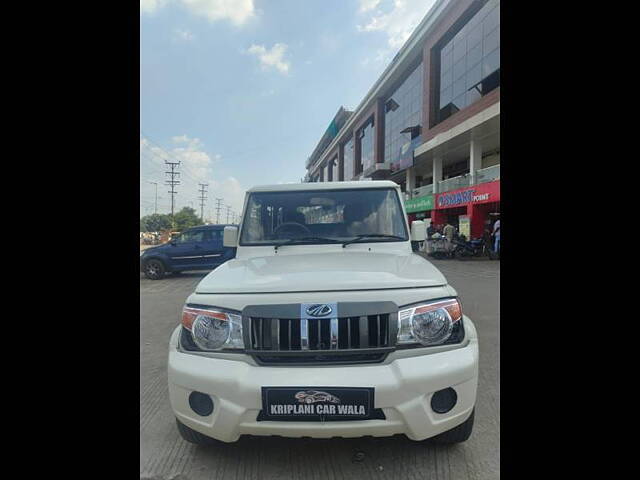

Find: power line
<box><xmin>215</xmin><ymin>198</ymin><xmax>223</xmax><ymax>224</ymax></box>
<box><xmin>225</xmin><ymin>205</ymin><xmax>232</xmax><ymax>224</ymax></box>
<box><xmin>165</xmin><ymin>160</ymin><xmax>181</xmax><ymax>222</ymax></box>
<box><xmin>198</xmin><ymin>183</ymin><xmax>208</xmax><ymax>222</ymax></box>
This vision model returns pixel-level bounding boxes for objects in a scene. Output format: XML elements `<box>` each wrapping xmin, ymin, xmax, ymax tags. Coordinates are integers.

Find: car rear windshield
<box><xmin>239</xmin><ymin>188</ymin><xmax>408</xmax><ymax>245</ymax></box>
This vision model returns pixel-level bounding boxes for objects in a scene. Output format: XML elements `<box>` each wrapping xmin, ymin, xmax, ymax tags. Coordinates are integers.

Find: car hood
<box><xmin>195</xmin><ymin>251</ymin><xmax>447</xmax><ymax>294</ymax></box>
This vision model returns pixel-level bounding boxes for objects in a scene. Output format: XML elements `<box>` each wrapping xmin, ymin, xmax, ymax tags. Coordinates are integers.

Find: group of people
<box><xmin>425</xmin><ymin>217</ymin><xmax>500</xmax><ymax>254</ymax></box>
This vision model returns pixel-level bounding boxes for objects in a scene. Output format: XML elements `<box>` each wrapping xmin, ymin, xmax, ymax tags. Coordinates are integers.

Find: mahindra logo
<box><xmin>306</xmin><ymin>304</ymin><xmax>332</xmax><ymax>317</ymax></box>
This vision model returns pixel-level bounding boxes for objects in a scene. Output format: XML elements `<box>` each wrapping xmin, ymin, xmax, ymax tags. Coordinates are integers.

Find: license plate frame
<box><xmin>259</xmin><ymin>386</ymin><xmax>378</xmax><ymax>422</ymax></box>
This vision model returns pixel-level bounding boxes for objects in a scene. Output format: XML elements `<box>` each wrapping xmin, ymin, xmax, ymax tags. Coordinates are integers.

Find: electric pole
<box><xmin>165</xmin><ymin>161</ymin><xmax>181</xmax><ymax>226</ymax></box>
<box><xmin>198</xmin><ymin>183</ymin><xmax>208</xmax><ymax>222</ymax></box>
<box><xmin>226</xmin><ymin>205</ymin><xmax>231</xmax><ymax>224</ymax></box>
<box><xmin>215</xmin><ymin>198</ymin><xmax>223</xmax><ymax>224</ymax></box>
<box><xmin>148</xmin><ymin>181</ymin><xmax>158</xmax><ymax>214</ymax></box>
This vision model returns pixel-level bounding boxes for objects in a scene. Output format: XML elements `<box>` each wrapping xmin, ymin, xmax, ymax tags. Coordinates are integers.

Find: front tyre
<box><xmin>430</xmin><ymin>409</ymin><xmax>475</xmax><ymax>444</ymax></box>
<box><xmin>143</xmin><ymin>259</ymin><xmax>166</xmax><ymax>280</ymax></box>
<box><xmin>175</xmin><ymin>418</ymin><xmax>223</xmax><ymax>446</ymax></box>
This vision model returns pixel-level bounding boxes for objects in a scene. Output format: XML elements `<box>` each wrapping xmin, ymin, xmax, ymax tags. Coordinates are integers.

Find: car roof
<box><xmin>247</xmin><ymin>180</ymin><xmax>400</xmax><ymax>193</ymax></box>
<box><xmin>187</xmin><ymin>224</ymin><xmax>236</xmax><ymax>230</ymax></box>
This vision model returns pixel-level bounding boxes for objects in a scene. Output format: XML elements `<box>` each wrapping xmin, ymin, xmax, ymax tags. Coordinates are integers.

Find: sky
<box><xmin>140</xmin><ymin>0</ymin><xmax>437</xmax><ymax>221</ymax></box>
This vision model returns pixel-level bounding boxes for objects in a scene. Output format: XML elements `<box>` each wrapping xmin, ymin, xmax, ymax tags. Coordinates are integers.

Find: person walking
<box><xmin>492</xmin><ymin>218</ymin><xmax>501</xmax><ymax>253</ymax></box>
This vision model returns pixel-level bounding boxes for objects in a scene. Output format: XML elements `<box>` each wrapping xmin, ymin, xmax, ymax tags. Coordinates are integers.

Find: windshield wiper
<box><xmin>341</xmin><ymin>234</ymin><xmax>406</xmax><ymax>248</ymax></box>
<box><xmin>274</xmin><ymin>236</ymin><xmax>341</xmax><ymax>251</ymax></box>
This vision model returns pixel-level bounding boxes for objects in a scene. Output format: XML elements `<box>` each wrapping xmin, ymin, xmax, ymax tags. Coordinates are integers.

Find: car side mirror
<box><xmin>411</xmin><ymin>220</ymin><xmax>426</xmax><ymax>242</ymax></box>
<box><xmin>223</xmin><ymin>226</ymin><xmax>238</xmax><ymax>247</ymax></box>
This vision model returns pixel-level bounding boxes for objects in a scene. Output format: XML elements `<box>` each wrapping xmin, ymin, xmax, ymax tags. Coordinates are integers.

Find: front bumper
<box><xmin>168</xmin><ymin>317</ymin><xmax>479</xmax><ymax>443</ymax></box>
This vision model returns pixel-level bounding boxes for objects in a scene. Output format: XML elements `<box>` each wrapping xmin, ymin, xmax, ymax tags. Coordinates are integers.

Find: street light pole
<box><xmin>148</xmin><ymin>181</ymin><xmax>158</xmax><ymax>214</ymax></box>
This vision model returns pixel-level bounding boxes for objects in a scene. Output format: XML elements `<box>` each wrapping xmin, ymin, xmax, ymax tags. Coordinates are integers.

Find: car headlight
<box><xmin>181</xmin><ymin>306</ymin><xmax>244</xmax><ymax>351</ymax></box>
<box><xmin>397</xmin><ymin>298</ymin><xmax>464</xmax><ymax>347</ymax></box>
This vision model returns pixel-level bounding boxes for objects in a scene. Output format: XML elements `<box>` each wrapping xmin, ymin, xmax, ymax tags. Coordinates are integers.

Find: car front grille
<box><xmin>243</xmin><ymin>302</ymin><xmax>398</xmax><ymax>365</ymax></box>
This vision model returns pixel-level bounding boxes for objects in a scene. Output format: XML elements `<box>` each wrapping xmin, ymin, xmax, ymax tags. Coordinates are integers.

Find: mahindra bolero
<box><xmin>168</xmin><ymin>181</ymin><xmax>479</xmax><ymax>445</ymax></box>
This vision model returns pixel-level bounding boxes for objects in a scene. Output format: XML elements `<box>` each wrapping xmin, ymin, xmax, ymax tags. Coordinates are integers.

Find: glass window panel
<box><xmin>466</xmin><ymin>88</ymin><xmax>481</xmax><ymax>105</ymax></box>
<box><xmin>441</xmin><ymin>67</ymin><xmax>452</xmax><ymax>88</ymax></box>
<box><xmin>453</xmin><ymin>57</ymin><xmax>466</xmax><ymax>81</ymax></box>
<box><xmin>442</xmin><ymin>41</ymin><xmax>453</xmax><ymax>56</ymax></box>
<box><xmin>466</xmin><ymin>63</ymin><xmax>482</xmax><ymax>89</ymax></box>
<box><xmin>384</xmin><ymin>61</ymin><xmax>423</xmax><ymax>171</ymax></box>
<box><xmin>482</xmin><ymin>47</ymin><xmax>500</xmax><ymax>78</ymax></box>
<box><xmin>453</xmin><ymin>77</ymin><xmax>466</xmax><ymax>98</ymax></box>
<box><xmin>483</xmin><ymin>5</ymin><xmax>499</xmax><ymax>34</ymax></box>
<box><xmin>484</xmin><ymin>26</ymin><xmax>499</xmax><ymax>56</ymax></box>
<box><xmin>468</xmin><ymin>22</ymin><xmax>483</xmax><ymax>48</ymax></box>
<box><xmin>436</xmin><ymin>0</ymin><xmax>501</xmax><ymax>121</ymax></box>
<box><xmin>441</xmin><ymin>51</ymin><xmax>453</xmax><ymax>72</ymax></box>
<box><xmin>453</xmin><ymin>40</ymin><xmax>466</xmax><ymax>63</ymax></box>
<box><xmin>467</xmin><ymin>42</ymin><xmax>482</xmax><ymax>70</ymax></box>
<box><xmin>453</xmin><ymin>93</ymin><xmax>466</xmax><ymax>110</ymax></box>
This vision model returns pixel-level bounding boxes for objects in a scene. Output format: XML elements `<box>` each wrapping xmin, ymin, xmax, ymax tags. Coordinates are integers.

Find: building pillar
<box><xmin>433</xmin><ymin>156</ymin><xmax>443</xmax><ymax>193</ymax></box>
<box><xmin>470</xmin><ymin>138</ymin><xmax>482</xmax><ymax>185</ymax></box>
<box><xmin>406</xmin><ymin>167</ymin><xmax>416</xmax><ymax>199</ymax></box>
<box><xmin>338</xmin><ymin>143</ymin><xmax>345</xmax><ymax>181</ymax></box>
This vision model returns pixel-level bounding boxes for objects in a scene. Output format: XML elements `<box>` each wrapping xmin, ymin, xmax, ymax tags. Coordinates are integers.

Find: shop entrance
<box><xmin>444</xmin><ymin>206</ymin><xmax>467</xmax><ymax>229</ymax></box>
<box><xmin>471</xmin><ymin>201</ymin><xmax>500</xmax><ymax>238</ymax></box>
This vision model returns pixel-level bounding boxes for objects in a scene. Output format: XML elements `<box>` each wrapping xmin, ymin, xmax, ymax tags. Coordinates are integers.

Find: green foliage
<box><xmin>174</xmin><ymin>207</ymin><xmax>203</xmax><ymax>231</ymax></box>
<box><xmin>140</xmin><ymin>213</ymin><xmax>172</xmax><ymax>232</ymax></box>
<box><xmin>140</xmin><ymin>207</ymin><xmax>203</xmax><ymax>232</ymax></box>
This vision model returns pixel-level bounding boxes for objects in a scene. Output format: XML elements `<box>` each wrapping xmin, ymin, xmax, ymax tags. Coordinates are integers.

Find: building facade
<box><xmin>305</xmin><ymin>0</ymin><xmax>500</xmax><ymax>239</ymax></box>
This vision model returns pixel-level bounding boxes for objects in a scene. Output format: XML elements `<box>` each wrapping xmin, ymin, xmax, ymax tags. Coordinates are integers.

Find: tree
<box><xmin>140</xmin><ymin>213</ymin><xmax>172</xmax><ymax>232</ymax></box>
<box><xmin>174</xmin><ymin>207</ymin><xmax>203</xmax><ymax>231</ymax></box>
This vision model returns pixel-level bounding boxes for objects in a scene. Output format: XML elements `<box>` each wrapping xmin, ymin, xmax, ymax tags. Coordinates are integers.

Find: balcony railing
<box><xmin>437</xmin><ymin>174</ymin><xmax>470</xmax><ymax>193</ymax></box>
<box><xmin>413</xmin><ymin>184</ymin><xmax>433</xmax><ymax>197</ymax></box>
<box><xmin>475</xmin><ymin>164</ymin><xmax>500</xmax><ymax>184</ymax></box>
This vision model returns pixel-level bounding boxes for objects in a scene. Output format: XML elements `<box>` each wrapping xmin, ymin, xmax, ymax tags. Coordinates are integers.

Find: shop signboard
<box><xmin>404</xmin><ymin>194</ymin><xmax>434</xmax><ymax>214</ymax></box>
<box><xmin>391</xmin><ymin>136</ymin><xmax>422</xmax><ymax>173</ymax></box>
<box><xmin>435</xmin><ymin>179</ymin><xmax>500</xmax><ymax>209</ymax></box>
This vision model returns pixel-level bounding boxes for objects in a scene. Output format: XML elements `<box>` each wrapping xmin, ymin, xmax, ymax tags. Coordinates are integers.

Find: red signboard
<box><xmin>435</xmin><ymin>180</ymin><xmax>500</xmax><ymax>209</ymax></box>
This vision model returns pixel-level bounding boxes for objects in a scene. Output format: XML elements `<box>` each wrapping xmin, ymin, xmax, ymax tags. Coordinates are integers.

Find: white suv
<box><xmin>168</xmin><ymin>181</ymin><xmax>479</xmax><ymax>445</ymax></box>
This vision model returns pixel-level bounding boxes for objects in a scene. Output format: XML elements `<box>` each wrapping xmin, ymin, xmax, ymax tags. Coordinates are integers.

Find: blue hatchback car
<box><xmin>140</xmin><ymin>224</ymin><xmax>237</xmax><ymax>280</ymax></box>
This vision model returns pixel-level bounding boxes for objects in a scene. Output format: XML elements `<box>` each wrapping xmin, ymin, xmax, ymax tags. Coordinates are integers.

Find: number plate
<box><xmin>260</xmin><ymin>386</ymin><xmax>378</xmax><ymax>421</ymax></box>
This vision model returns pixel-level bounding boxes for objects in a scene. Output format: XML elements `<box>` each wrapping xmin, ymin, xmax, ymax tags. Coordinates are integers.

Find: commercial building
<box><xmin>305</xmin><ymin>0</ymin><xmax>500</xmax><ymax>239</ymax></box>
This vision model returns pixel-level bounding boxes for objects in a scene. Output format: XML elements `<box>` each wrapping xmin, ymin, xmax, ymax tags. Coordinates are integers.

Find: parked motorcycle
<box><xmin>453</xmin><ymin>236</ymin><xmax>486</xmax><ymax>259</ymax></box>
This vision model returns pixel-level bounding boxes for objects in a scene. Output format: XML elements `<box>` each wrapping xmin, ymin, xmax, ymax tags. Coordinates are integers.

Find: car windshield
<box><xmin>239</xmin><ymin>188</ymin><xmax>408</xmax><ymax>245</ymax></box>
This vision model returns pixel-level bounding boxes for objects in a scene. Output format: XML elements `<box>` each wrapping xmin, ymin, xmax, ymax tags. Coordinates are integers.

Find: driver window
<box><xmin>176</xmin><ymin>231</ymin><xmax>204</xmax><ymax>244</ymax></box>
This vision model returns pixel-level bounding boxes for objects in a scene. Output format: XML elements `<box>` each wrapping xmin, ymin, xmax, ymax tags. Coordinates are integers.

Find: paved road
<box><xmin>140</xmin><ymin>257</ymin><xmax>499</xmax><ymax>480</ymax></box>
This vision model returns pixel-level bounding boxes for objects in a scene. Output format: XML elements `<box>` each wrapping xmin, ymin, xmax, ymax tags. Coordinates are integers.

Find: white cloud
<box><xmin>357</xmin><ymin>0</ymin><xmax>437</xmax><ymax>48</ymax></box>
<box><xmin>358</xmin><ymin>0</ymin><xmax>381</xmax><ymax>13</ymax></box>
<box><xmin>246</xmin><ymin>43</ymin><xmax>290</xmax><ymax>74</ymax></box>
<box><xmin>173</xmin><ymin>28</ymin><xmax>195</xmax><ymax>42</ymax></box>
<box><xmin>141</xmin><ymin>135</ymin><xmax>241</xmax><ymax>219</ymax></box>
<box><xmin>140</xmin><ymin>0</ymin><xmax>168</xmax><ymax>14</ymax></box>
<box><xmin>141</xmin><ymin>0</ymin><xmax>255</xmax><ymax>26</ymax></box>
<box><xmin>180</xmin><ymin>0</ymin><xmax>255</xmax><ymax>26</ymax></box>
<box><xmin>208</xmin><ymin>176</ymin><xmax>246</xmax><ymax>222</ymax></box>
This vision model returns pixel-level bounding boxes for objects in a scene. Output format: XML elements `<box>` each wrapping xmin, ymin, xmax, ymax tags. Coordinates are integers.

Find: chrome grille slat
<box><xmin>330</xmin><ymin>318</ymin><xmax>338</xmax><ymax>350</ymax></box>
<box><xmin>272</xmin><ymin>319</ymin><xmax>279</xmax><ymax>350</ymax></box>
<box><xmin>359</xmin><ymin>316</ymin><xmax>368</xmax><ymax>349</ymax></box>
<box><xmin>300</xmin><ymin>318</ymin><xmax>309</xmax><ymax>350</ymax></box>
